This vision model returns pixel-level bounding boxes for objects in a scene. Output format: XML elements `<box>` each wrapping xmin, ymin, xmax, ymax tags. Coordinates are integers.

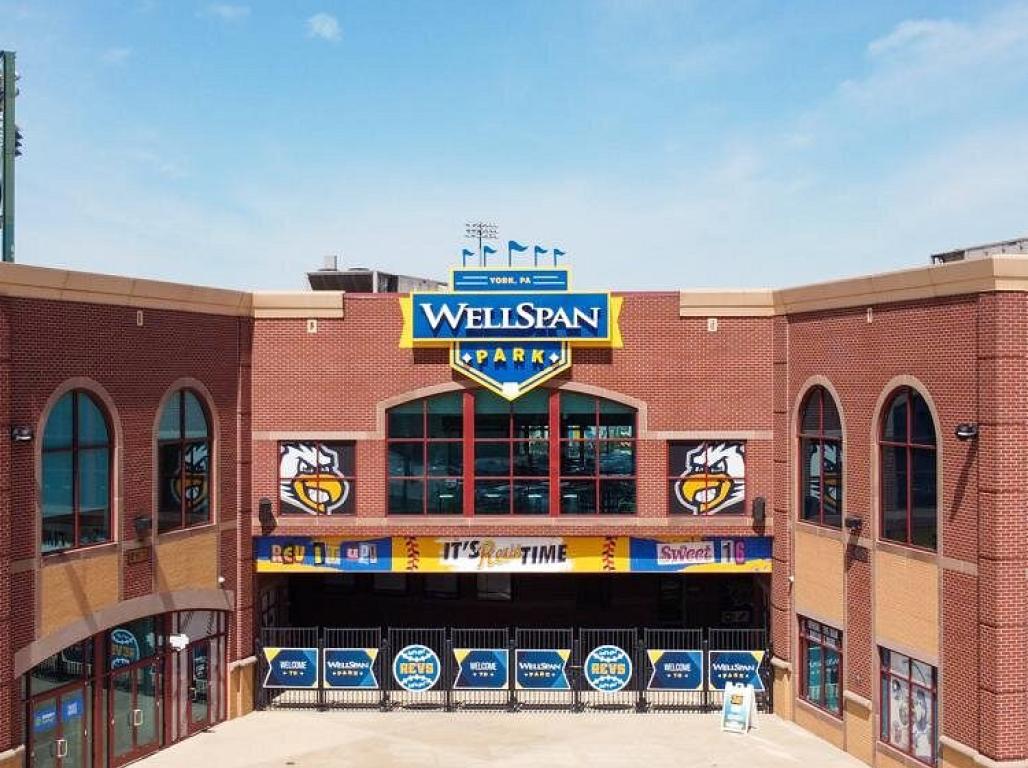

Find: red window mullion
<box><xmin>462</xmin><ymin>390</ymin><xmax>475</xmax><ymax>517</ymax></box>
<box><xmin>72</xmin><ymin>391</ymin><xmax>80</xmax><ymax>548</ymax></box>
<box><xmin>549</xmin><ymin>389</ymin><xmax>559</xmax><ymax>517</ymax></box>
<box><xmin>507</xmin><ymin>406</ymin><xmax>514</xmax><ymax>515</ymax></box>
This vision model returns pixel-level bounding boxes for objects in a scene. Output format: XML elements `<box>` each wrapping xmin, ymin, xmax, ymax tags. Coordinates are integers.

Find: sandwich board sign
<box><xmin>720</xmin><ymin>682</ymin><xmax>758</xmax><ymax>734</ymax></box>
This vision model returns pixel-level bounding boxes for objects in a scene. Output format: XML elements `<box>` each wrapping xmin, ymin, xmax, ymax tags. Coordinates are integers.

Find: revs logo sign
<box><xmin>400</xmin><ymin>267</ymin><xmax>623</xmax><ymax>400</ymax></box>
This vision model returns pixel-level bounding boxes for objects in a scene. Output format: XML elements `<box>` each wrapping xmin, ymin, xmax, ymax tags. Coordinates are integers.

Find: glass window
<box><xmin>475</xmin><ymin>391</ymin><xmax>550</xmax><ymax>515</ymax></box>
<box><xmin>668</xmin><ymin>441</ymin><xmax>746</xmax><ymax>515</ymax></box>
<box><xmin>879</xmin><ymin>388</ymin><xmax>937</xmax><ymax>550</ymax></box>
<box><xmin>278</xmin><ymin>441</ymin><xmax>355</xmax><ymax>515</ymax></box>
<box><xmin>799</xmin><ymin>617</ymin><xmax>841</xmax><ymax>716</ymax></box>
<box><xmin>880</xmin><ymin>648</ymin><xmax>937</xmax><ymax>764</ymax></box>
<box><xmin>157</xmin><ymin>390</ymin><xmax>213</xmax><ymax>532</ymax></box>
<box><xmin>386</xmin><ymin>389</ymin><xmax>637</xmax><ymax>516</ymax></box>
<box><xmin>387</xmin><ymin>393</ymin><xmax>463</xmax><ymax>515</ymax></box>
<box><xmin>798</xmin><ymin>387</ymin><xmax>843</xmax><ymax>527</ymax></box>
<box><xmin>559</xmin><ymin>392</ymin><xmax>636</xmax><ymax>515</ymax></box>
<box><xmin>28</xmin><ymin>641</ymin><xmax>93</xmax><ymax>696</ymax></box>
<box><xmin>109</xmin><ymin>617</ymin><xmax>160</xmax><ymax>670</ymax></box>
<box><xmin>41</xmin><ymin>391</ymin><xmax>112</xmax><ymax>553</ymax></box>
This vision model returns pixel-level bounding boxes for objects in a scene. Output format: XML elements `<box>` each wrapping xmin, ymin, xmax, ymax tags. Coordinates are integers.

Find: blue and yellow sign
<box><xmin>400</xmin><ymin>267</ymin><xmax>623</xmax><ymax>400</ymax></box>
<box><xmin>324</xmin><ymin>648</ymin><xmax>379</xmax><ymax>689</ymax></box>
<box><xmin>263</xmin><ymin>647</ymin><xmax>319</xmax><ymax>689</ymax></box>
<box><xmin>392</xmin><ymin>644</ymin><xmax>442</xmax><ymax>692</ymax></box>
<box><xmin>514</xmin><ymin>649</ymin><xmax>571</xmax><ymax>690</ymax></box>
<box><xmin>646</xmin><ymin>650</ymin><xmax>703</xmax><ymax>691</ymax></box>
<box><xmin>584</xmin><ymin>645</ymin><xmax>633</xmax><ymax>693</ymax></box>
<box><xmin>453</xmin><ymin>648</ymin><xmax>509</xmax><ymax>690</ymax></box>
<box><xmin>707</xmin><ymin>650</ymin><xmax>765</xmax><ymax>691</ymax></box>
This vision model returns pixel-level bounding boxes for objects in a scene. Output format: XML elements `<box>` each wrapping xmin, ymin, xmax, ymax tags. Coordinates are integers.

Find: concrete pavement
<box><xmin>136</xmin><ymin>710</ymin><xmax>866</xmax><ymax>768</ymax></box>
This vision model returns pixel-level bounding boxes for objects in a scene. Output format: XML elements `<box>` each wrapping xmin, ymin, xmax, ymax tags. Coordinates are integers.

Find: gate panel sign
<box><xmin>514</xmin><ymin>649</ymin><xmax>571</xmax><ymax>690</ymax></box>
<box><xmin>584</xmin><ymin>645</ymin><xmax>633</xmax><ymax>693</ymax></box>
<box><xmin>392</xmin><ymin>645</ymin><xmax>441</xmax><ymax>692</ymax></box>
<box><xmin>453</xmin><ymin>648</ymin><xmax>509</xmax><ymax>690</ymax></box>
<box><xmin>399</xmin><ymin>267</ymin><xmax>623</xmax><ymax>401</ymax></box>
<box><xmin>708</xmin><ymin>650</ymin><xmax>765</xmax><ymax>691</ymax></box>
<box><xmin>646</xmin><ymin>650</ymin><xmax>704</xmax><ymax>691</ymax></box>
<box><xmin>324</xmin><ymin>648</ymin><xmax>379</xmax><ymax>689</ymax></box>
<box><xmin>255</xmin><ymin>535</ymin><xmax>772</xmax><ymax>574</ymax></box>
<box><xmin>262</xmin><ymin>647</ymin><xmax>319</xmax><ymax>689</ymax></box>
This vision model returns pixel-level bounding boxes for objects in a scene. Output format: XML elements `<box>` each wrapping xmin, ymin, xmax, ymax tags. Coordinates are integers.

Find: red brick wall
<box><xmin>0</xmin><ymin>297</ymin><xmax>250</xmax><ymax>752</ymax></box>
<box><xmin>250</xmin><ymin>292</ymin><xmax>776</xmax><ymax>539</ymax></box>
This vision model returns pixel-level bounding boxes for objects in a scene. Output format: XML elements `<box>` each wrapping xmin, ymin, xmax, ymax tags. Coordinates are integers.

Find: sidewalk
<box><xmin>136</xmin><ymin>710</ymin><xmax>866</xmax><ymax>768</ymax></box>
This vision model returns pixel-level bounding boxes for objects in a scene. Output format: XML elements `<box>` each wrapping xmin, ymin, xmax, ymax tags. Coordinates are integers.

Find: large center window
<box><xmin>386</xmin><ymin>389</ymin><xmax>636</xmax><ymax>516</ymax></box>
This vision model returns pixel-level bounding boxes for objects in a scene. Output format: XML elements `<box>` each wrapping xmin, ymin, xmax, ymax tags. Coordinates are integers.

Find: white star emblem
<box><xmin>462</xmin><ymin>352</ymin><xmax>472</xmax><ymax>363</ymax></box>
<box><xmin>549</xmin><ymin>352</ymin><xmax>559</xmax><ymax>363</ymax></box>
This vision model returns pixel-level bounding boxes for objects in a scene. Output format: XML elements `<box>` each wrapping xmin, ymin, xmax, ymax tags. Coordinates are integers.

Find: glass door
<box><xmin>109</xmin><ymin>661</ymin><xmax>162</xmax><ymax>766</ymax></box>
<box><xmin>187</xmin><ymin>641</ymin><xmax>210</xmax><ymax>733</ymax></box>
<box><xmin>28</xmin><ymin>686</ymin><xmax>89</xmax><ymax>768</ymax></box>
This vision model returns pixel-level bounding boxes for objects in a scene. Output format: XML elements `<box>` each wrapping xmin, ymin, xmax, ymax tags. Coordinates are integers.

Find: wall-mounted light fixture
<box><xmin>844</xmin><ymin>516</ymin><xmax>862</xmax><ymax>534</ymax></box>
<box><xmin>133</xmin><ymin>515</ymin><xmax>152</xmax><ymax>539</ymax></box>
<box><xmin>752</xmin><ymin>496</ymin><xmax>766</xmax><ymax>524</ymax></box>
<box><xmin>259</xmin><ymin>497</ymin><xmax>273</xmax><ymax>517</ymax></box>
<box><xmin>10</xmin><ymin>425</ymin><xmax>33</xmax><ymax>442</ymax></box>
<box><xmin>954</xmin><ymin>423</ymin><xmax>979</xmax><ymax>441</ymax></box>
<box><xmin>258</xmin><ymin>496</ymin><xmax>276</xmax><ymax>534</ymax></box>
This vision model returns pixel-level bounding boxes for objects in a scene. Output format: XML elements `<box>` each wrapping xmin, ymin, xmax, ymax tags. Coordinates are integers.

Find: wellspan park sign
<box><xmin>399</xmin><ymin>267</ymin><xmax>623</xmax><ymax>400</ymax></box>
<box><xmin>253</xmin><ymin>535</ymin><xmax>772</xmax><ymax>574</ymax></box>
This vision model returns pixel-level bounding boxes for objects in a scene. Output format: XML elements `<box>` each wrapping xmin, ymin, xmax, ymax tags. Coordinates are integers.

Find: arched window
<box><xmin>41</xmin><ymin>390</ymin><xmax>112</xmax><ymax>553</ymax></box>
<box><xmin>879</xmin><ymin>387</ymin><xmax>937</xmax><ymax>550</ymax></box>
<box><xmin>799</xmin><ymin>386</ymin><xmax>843</xmax><ymax>527</ymax></box>
<box><xmin>157</xmin><ymin>389</ymin><xmax>212</xmax><ymax>532</ymax></box>
<box><xmin>385</xmin><ymin>389</ymin><xmax>637</xmax><ymax>516</ymax></box>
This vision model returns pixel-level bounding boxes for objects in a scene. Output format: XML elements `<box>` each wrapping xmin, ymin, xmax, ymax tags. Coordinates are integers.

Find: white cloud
<box><xmin>306</xmin><ymin>12</ymin><xmax>341</xmax><ymax>42</ymax></box>
<box><xmin>202</xmin><ymin>4</ymin><xmax>250</xmax><ymax>21</ymax></box>
<box><xmin>101</xmin><ymin>47</ymin><xmax>132</xmax><ymax>64</ymax></box>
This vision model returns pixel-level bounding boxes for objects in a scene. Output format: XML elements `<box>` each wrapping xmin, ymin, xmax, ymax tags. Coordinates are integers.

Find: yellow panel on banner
<box><xmin>391</xmin><ymin>536</ymin><xmax>629</xmax><ymax>573</ymax></box>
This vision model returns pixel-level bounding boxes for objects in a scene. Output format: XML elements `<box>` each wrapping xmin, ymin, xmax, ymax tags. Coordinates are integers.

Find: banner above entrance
<box><xmin>398</xmin><ymin>267</ymin><xmax>623</xmax><ymax>400</ymax></box>
<box><xmin>253</xmin><ymin>535</ymin><xmax>771</xmax><ymax>574</ymax></box>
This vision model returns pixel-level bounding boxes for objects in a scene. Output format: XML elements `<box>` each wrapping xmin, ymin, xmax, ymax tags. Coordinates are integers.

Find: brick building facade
<box><xmin>0</xmin><ymin>255</ymin><xmax>1023</xmax><ymax>767</ymax></box>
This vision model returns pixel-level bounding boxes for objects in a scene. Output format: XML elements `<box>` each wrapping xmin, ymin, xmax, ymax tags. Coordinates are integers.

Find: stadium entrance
<box><xmin>253</xmin><ymin>534</ymin><xmax>772</xmax><ymax>714</ymax></box>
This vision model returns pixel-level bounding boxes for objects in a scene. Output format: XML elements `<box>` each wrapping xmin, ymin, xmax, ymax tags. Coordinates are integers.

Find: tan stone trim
<box><xmin>793</xmin><ymin>607</ymin><xmax>844</xmax><ymax>631</ymax></box>
<box><xmin>0</xmin><ymin>745</ymin><xmax>24</xmax><ymax>764</ymax></box>
<box><xmin>770</xmin><ymin>656</ymin><xmax>792</xmax><ymax>672</ymax></box>
<box><xmin>679</xmin><ymin>289</ymin><xmax>777</xmax><ymax>317</ymax></box>
<box><xmin>795</xmin><ymin>697</ymin><xmax>844</xmax><ymax>726</ymax></box>
<box><xmin>874</xmin><ymin>538</ymin><xmax>939</xmax><ymax>565</ymax></box>
<box><xmin>14</xmin><ymin>588</ymin><xmax>234</xmax><ymax>676</ymax></box>
<box><xmin>940</xmin><ymin>556</ymin><xmax>978</xmax><ymax>576</ymax></box>
<box><xmin>643</xmin><ymin>430</ymin><xmax>772</xmax><ymax>441</ymax></box>
<box><xmin>842</xmin><ymin>689</ymin><xmax>872</xmax><ymax>711</ymax></box>
<box><xmin>251</xmin><ymin>291</ymin><xmax>344</xmax><ymax>319</ymax></box>
<box><xmin>680</xmin><ymin>255</ymin><xmax>1028</xmax><ymax>317</ymax></box>
<box><xmin>940</xmin><ymin>736</ymin><xmax>1028</xmax><ymax>768</ymax></box>
<box><xmin>795</xmin><ymin>520</ymin><xmax>846</xmax><ymax>542</ymax></box>
<box><xmin>0</xmin><ymin>262</ymin><xmax>251</xmax><ymax>315</ymax></box>
<box><xmin>873</xmin><ymin>637</ymin><xmax>939</xmax><ymax>669</ymax></box>
<box><xmin>253</xmin><ymin>431</ymin><xmax>379</xmax><ymax>442</ymax></box>
<box><xmin>261</xmin><ymin>515</ymin><xmax>771</xmax><ymax>531</ymax></box>
<box><xmin>228</xmin><ymin>655</ymin><xmax>257</xmax><ymax>671</ymax></box>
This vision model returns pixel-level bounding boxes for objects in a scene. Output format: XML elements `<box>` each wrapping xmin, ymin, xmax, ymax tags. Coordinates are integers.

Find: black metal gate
<box><xmin>322</xmin><ymin>627</ymin><xmax>384</xmax><ymax>709</ymax></box>
<box><xmin>578</xmin><ymin>628</ymin><xmax>640</xmax><ymax>711</ymax></box>
<box><xmin>257</xmin><ymin>627</ymin><xmax>319</xmax><ymax>710</ymax></box>
<box><xmin>386</xmin><ymin>627</ymin><xmax>449</xmax><ymax>710</ymax></box>
<box><xmin>256</xmin><ymin>625</ymin><xmax>769</xmax><ymax>714</ymax></box>
<box><xmin>642</xmin><ymin>628</ymin><xmax>705</xmax><ymax>711</ymax></box>
<box><xmin>513</xmin><ymin>627</ymin><xmax>575</xmax><ymax>711</ymax></box>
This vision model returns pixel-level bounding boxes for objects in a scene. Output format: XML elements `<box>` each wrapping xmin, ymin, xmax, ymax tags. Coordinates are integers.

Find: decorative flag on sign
<box><xmin>482</xmin><ymin>244</ymin><xmax>498</xmax><ymax>264</ymax></box>
<box><xmin>533</xmin><ymin>245</ymin><xmax>548</xmax><ymax>266</ymax></box>
<box><xmin>552</xmin><ymin>248</ymin><xmax>565</xmax><ymax>265</ymax></box>
<box><xmin>461</xmin><ymin>248</ymin><xmax>475</xmax><ymax>266</ymax></box>
<box><xmin>508</xmin><ymin>240</ymin><xmax>528</xmax><ymax>265</ymax></box>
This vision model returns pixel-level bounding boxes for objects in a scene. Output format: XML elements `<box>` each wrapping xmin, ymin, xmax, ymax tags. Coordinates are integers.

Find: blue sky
<box><xmin>3</xmin><ymin>1</ymin><xmax>1028</xmax><ymax>290</ymax></box>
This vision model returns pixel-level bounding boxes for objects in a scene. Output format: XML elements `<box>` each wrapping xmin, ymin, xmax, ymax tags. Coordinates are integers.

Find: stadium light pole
<box><xmin>464</xmin><ymin>221</ymin><xmax>498</xmax><ymax>267</ymax></box>
<box><xmin>0</xmin><ymin>51</ymin><xmax>17</xmax><ymax>263</ymax></box>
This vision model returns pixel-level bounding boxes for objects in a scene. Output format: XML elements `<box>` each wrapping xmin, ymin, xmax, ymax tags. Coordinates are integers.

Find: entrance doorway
<box><xmin>186</xmin><ymin>640</ymin><xmax>211</xmax><ymax>734</ymax></box>
<box><xmin>28</xmin><ymin>683</ymin><xmax>90</xmax><ymax>768</ymax></box>
<box><xmin>108</xmin><ymin>660</ymin><xmax>162</xmax><ymax>766</ymax></box>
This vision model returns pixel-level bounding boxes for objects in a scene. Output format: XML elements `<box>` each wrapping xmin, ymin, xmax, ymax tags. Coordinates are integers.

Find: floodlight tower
<box><xmin>0</xmin><ymin>50</ymin><xmax>20</xmax><ymax>263</ymax></box>
<box><xmin>464</xmin><ymin>221</ymin><xmax>498</xmax><ymax>266</ymax></box>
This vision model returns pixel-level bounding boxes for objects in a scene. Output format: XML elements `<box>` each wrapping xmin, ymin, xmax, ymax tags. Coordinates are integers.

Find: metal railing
<box><xmin>256</xmin><ymin>626</ymin><xmax>770</xmax><ymax>714</ymax></box>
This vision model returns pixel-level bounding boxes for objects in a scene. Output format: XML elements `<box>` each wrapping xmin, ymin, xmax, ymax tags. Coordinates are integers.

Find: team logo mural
<box><xmin>279</xmin><ymin>442</ymin><xmax>351</xmax><ymax>515</ymax></box>
<box><xmin>170</xmin><ymin>442</ymin><xmax>209</xmax><ymax>512</ymax></box>
<box><xmin>670</xmin><ymin>442</ymin><xmax>746</xmax><ymax>516</ymax></box>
